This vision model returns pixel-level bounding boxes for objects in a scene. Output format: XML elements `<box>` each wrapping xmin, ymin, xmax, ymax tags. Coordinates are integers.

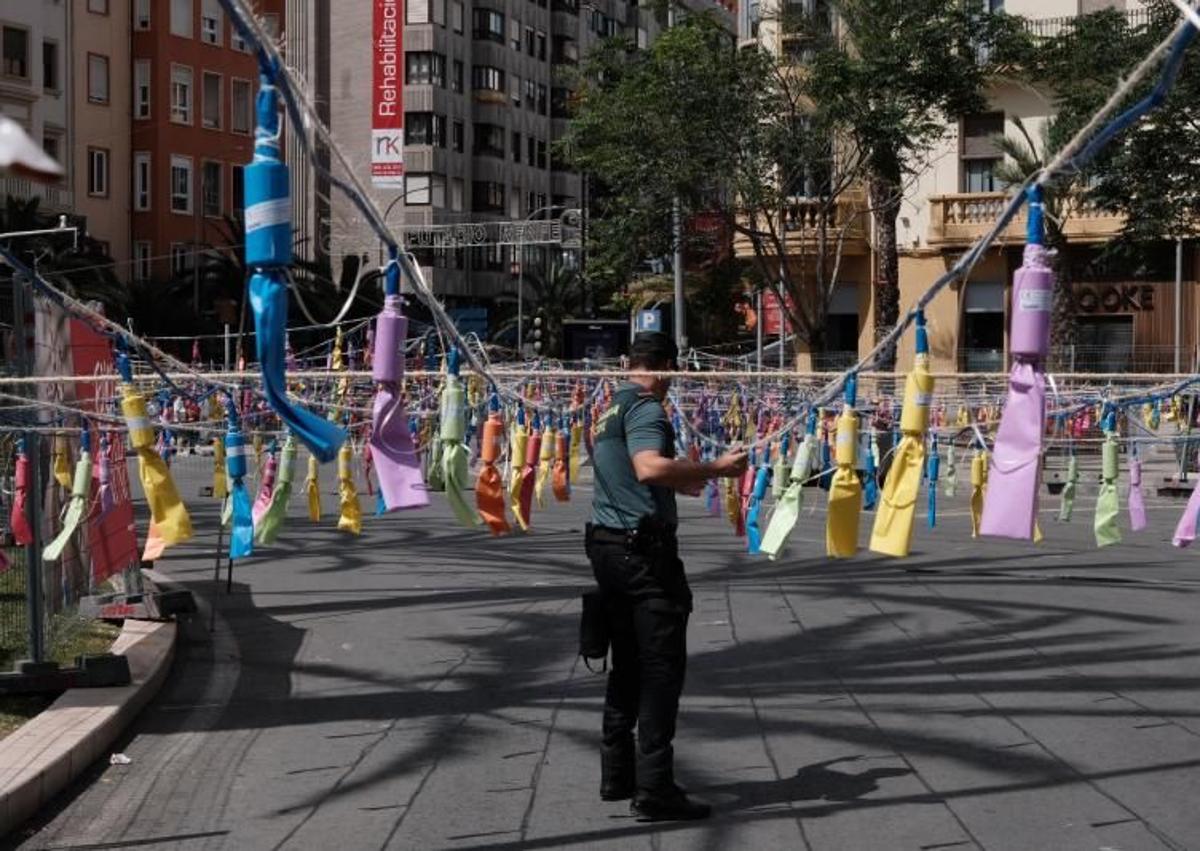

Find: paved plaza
<box><xmin>8</xmin><ymin>460</ymin><xmax>1200</xmax><ymax>850</ymax></box>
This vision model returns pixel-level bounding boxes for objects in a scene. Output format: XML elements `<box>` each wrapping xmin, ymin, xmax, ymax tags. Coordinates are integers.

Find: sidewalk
<box><xmin>11</xmin><ymin>466</ymin><xmax>1200</xmax><ymax>849</ymax></box>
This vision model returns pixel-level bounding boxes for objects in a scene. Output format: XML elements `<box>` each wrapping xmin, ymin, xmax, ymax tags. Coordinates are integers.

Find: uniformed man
<box><xmin>587</xmin><ymin>331</ymin><xmax>749</xmax><ymax>821</ymax></box>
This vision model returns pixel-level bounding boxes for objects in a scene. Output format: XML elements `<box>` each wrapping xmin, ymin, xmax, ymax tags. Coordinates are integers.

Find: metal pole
<box><xmin>13</xmin><ymin>276</ymin><xmax>44</xmax><ymax>664</ymax></box>
<box><xmin>1175</xmin><ymin>236</ymin><xmax>1183</xmax><ymax>373</ymax></box>
<box><xmin>672</xmin><ymin>198</ymin><xmax>685</xmax><ymax>352</ymax></box>
<box><xmin>193</xmin><ymin>171</ymin><xmax>202</xmax><ymax>315</ymax></box>
<box><xmin>517</xmin><ymin>253</ymin><xmax>524</xmax><ymax>355</ymax></box>
<box><xmin>224</xmin><ymin>323</ymin><xmax>231</xmax><ymax>371</ymax></box>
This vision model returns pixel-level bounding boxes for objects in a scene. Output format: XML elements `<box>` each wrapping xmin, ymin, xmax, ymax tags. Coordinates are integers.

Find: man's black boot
<box><xmin>600</xmin><ymin>740</ymin><xmax>636</xmax><ymax>801</ymax></box>
<box><xmin>631</xmin><ymin>746</ymin><xmax>711</xmax><ymax>821</ymax></box>
<box><xmin>631</xmin><ymin>786</ymin><xmax>712</xmax><ymax>822</ymax></box>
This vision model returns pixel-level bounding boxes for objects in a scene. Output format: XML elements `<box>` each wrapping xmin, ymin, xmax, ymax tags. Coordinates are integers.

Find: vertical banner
<box><xmin>372</xmin><ymin>0</ymin><xmax>404</xmax><ymax>187</ymax></box>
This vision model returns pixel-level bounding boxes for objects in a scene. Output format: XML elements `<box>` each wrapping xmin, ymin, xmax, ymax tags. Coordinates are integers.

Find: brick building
<box><xmin>130</xmin><ymin>0</ymin><xmax>283</xmax><ymax>307</ymax></box>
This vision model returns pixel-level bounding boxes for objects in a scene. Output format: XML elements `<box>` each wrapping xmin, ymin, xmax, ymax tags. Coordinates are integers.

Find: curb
<box><xmin>0</xmin><ymin>618</ymin><xmax>177</xmax><ymax>838</ymax></box>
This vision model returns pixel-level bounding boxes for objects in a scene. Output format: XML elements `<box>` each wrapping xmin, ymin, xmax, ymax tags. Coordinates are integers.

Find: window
<box><xmin>451</xmin><ymin>178</ymin><xmax>464</xmax><ymax>211</ymax></box>
<box><xmin>962</xmin><ymin>159</ymin><xmax>999</xmax><ymax>193</ymax></box>
<box><xmin>473</xmin><ymin>123</ymin><xmax>505</xmax><ymax>158</ymax></box>
<box><xmin>406</xmin><ymin>52</ymin><xmax>445</xmax><ymax>86</ymax></box>
<box><xmin>88</xmin><ymin>0</ymin><xmax>109</xmax><ymax>13</ymax></box>
<box><xmin>231</xmin><ymin>78</ymin><xmax>252</xmax><ymax>133</ymax></box>
<box><xmin>536</xmin><ymin>31</ymin><xmax>547</xmax><ymax>61</ymax></box>
<box><xmin>170</xmin><ymin>64</ymin><xmax>192</xmax><ymax>123</ymax></box>
<box><xmin>527</xmin><ymin>135</ymin><xmax>535</xmax><ymax>165</ymax></box>
<box><xmin>405</xmin><ymin>173</ymin><xmax>445</xmax><ymax>206</ymax></box>
<box><xmin>537</xmin><ymin>83</ymin><xmax>547</xmax><ymax>115</ymax></box>
<box><xmin>42</xmin><ymin>133</ymin><xmax>60</xmax><ymax>165</ymax></box>
<box><xmin>551</xmin><ymin>86</ymin><xmax>570</xmax><ymax>118</ymax></box>
<box><xmin>525</xmin><ymin>26</ymin><xmax>535</xmax><ymax>56</ymax></box>
<box><xmin>201</xmin><ymin>0</ymin><xmax>223</xmax><ymax>44</ymax></box>
<box><xmin>42</xmin><ymin>42</ymin><xmax>58</xmax><ymax>91</ymax></box>
<box><xmin>88</xmin><ymin>148</ymin><xmax>109</xmax><ymax>197</ymax></box>
<box><xmin>202</xmin><ymin>161</ymin><xmax>221</xmax><ymax>216</ymax></box>
<box><xmin>473</xmin><ymin>181</ymin><xmax>505</xmax><ymax>213</ymax></box>
<box><xmin>134</xmin><ymin>0</ymin><xmax>151</xmax><ymax>30</ymax></box>
<box><xmin>536</xmin><ymin>140</ymin><xmax>546</xmax><ymax>169</ymax></box>
<box><xmin>171</xmin><ymin>243</ymin><xmax>192</xmax><ymax>275</ymax></box>
<box><xmin>511</xmin><ymin>74</ymin><xmax>521</xmax><ymax>105</ymax></box>
<box><xmin>524</xmin><ymin>78</ymin><xmax>536</xmax><ymax>110</ymax></box>
<box><xmin>171</xmin><ymin>0</ymin><xmax>193</xmax><ymax>38</ymax></box>
<box><xmin>960</xmin><ymin>281</ymin><xmax>1004</xmax><ymax>372</ymax></box>
<box><xmin>88</xmin><ymin>54</ymin><xmax>110</xmax><ymax>104</ymax></box>
<box><xmin>171</xmin><ymin>155</ymin><xmax>193</xmax><ymax>213</ymax></box>
<box><xmin>451</xmin><ymin>60</ymin><xmax>463</xmax><ymax>93</ymax></box>
<box><xmin>2</xmin><ymin>27</ymin><xmax>28</xmax><ymax>79</ymax></box>
<box><xmin>201</xmin><ymin>72</ymin><xmax>222</xmax><ymax>128</ymax></box>
<box><xmin>511</xmin><ymin>18</ymin><xmax>522</xmax><ymax>49</ymax></box>
<box><xmin>509</xmin><ymin>191</ymin><xmax>520</xmax><ymax>219</ymax></box>
<box><xmin>406</xmin><ymin>112</ymin><xmax>446</xmax><ymax>146</ymax></box>
<box><xmin>473</xmin><ymin>8</ymin><xmax>505</xmax><ymax>42</ymax></box>
<box><xmin>231</xmin><ymin>164</ymin><xmax>244</xmax><ymax>211</ymax></box>
<box><xmin>451</xmin><ymin>1</ymin><xmax>464</xmax><ymax>32</ymax></box>
<box><xmin>232</xmin><ymin>27</ymin><xmax>247</xmax><ymax>51</ymax></box>
<box><xmin>262</xmin><ymin>13</ymin><xmax>280</xmax><ymax>39</ymax></box>
<box><xmin>512</xmin><ymin>131</ymin><xmax>521</xmax><ymax>163</ymax></box>
<box><xmin>134</xmin><ymin>60</ymin><xmax>151</xmax><ymax>118</ymax></box>
<box><xmin>471</xmin><ymin>65</ymin><xmax>504</xmax><ymax>92</ymax></box>
<box><xmin>134</xmin><ymin>242</ymin><xmax>152</xmax><ymax>283</ymax></box>
<box><xmin>553</xmin><ymin>36</ymin><xmax>578</xmax><ymax>65</ymax></box>
<box><xmin>432</xmin><ymin>0</ymin><xmax>446</xmax><ymax>27</ymax></box>
<box><xmin>133</xmin><ymin>152</ymin><xmax>151</xmax><ymax>211</ymax></box>
<box><xmin>452</xmin><ymin>121</ymin><xmax>464</xmax><ymax>152</ymax></box>
<box><xmin>408</xmin><ymin>0</ymin><xmax>430</xmax><ymax>24</ymax></box>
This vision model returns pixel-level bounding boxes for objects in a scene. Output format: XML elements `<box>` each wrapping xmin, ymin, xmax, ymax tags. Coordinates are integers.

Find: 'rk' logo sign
<box><xmin>376</xmin><ymin>136</ymin><xmax>401</xmax><ymax>155</ymax></box>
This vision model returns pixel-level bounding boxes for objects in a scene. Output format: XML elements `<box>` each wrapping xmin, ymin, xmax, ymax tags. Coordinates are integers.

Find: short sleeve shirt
<box><xmin>591</xmin><ymin>382</ymin><xmax>677</xmax><ymax>529</ymax></box>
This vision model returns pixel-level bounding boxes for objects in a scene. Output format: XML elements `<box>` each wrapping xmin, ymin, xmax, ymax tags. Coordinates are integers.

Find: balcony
<box><xmin>927</xmin><ymin>192</ymin><xmax>1124</xmax><ymax>248</ymax></box>
<box><xmin>733</xmin><ymin>191</ymin><xmax>869</xmax><ymax>260</ymax></box>
<box><xmin>0</xmin><ymin>177</ymin><xmax>73</xmax><ymax>212</ymax></box>
<box><xmin>1020</xmin><ymin>7</ymin><xmax>1150</xmax><ymax>40</ymax></box>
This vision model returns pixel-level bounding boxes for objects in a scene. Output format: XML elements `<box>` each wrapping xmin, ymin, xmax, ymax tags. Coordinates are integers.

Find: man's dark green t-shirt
<box><xmin>591</xmin><ymin>382</ymin><xmax>677</xmax><ymax>529</ymax></box>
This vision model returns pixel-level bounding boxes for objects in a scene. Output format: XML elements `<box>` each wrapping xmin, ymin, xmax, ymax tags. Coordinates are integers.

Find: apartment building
<box><xmin>130</xmin><ymin>0</ymin><xmax>284</xmax><ymax>303</ymax></box>
<box><xmin>0</xmin><ymin>1</ymin><xmax>72</xmax><ymax>215</ymax></box>
<box><xmin>73</xmin><ymin>0</ymin><xmax>132</xmax><ymax>270</ymax></box>
<box><xmin>742</xmin><ymin>0</ymin><xmax>1191</xmax><ymax>374</ymax></box>
<box><xmin>307</xmin><ymin>0</ymin><xmax>732</xmax><ymax>318</ymax></box>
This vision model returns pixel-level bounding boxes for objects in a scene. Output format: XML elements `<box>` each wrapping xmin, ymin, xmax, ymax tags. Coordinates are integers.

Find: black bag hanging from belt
<box><xmin>579</xmin><ymin>589</ymin><xmax>609</xmax><ymax>673</ymax></box>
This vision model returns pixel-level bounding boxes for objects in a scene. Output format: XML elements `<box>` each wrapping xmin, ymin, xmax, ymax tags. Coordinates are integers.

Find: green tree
<box><xmin>562</xmin><ymin>13</ymin><xmax>869</xmax><ymax>356</ymax></box>
<box><xmin>491</xmin><ymin>260</ymin><xmax>586</xmax><ymax>358</ymax></box>
<box><xmin>804</xmin><ymin>0</ymin><xmax>1021</xmax><ymax>366</ymax></box>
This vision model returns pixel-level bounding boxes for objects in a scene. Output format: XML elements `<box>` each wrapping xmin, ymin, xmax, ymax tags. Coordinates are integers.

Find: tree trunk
<box><xmin>869</xmin><ymin>173</ymin><xmax>902</xmax><ymax>371</ymax></box>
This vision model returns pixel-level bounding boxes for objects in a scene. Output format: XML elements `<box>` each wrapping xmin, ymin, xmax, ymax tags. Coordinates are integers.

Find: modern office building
<box><xmin>739</xmin><ymin>0</ymin><xmax>1194</xmax><ymax>374</ymax></box>
<box><xmin>129</xmin><ymin>0</ymin><xmax>284</xmax><ymax>302</ymax></box>
<box><xmin>314</xmin><ymin>0</ymin><xmax>734</xmax><ymax>319</ymax></box>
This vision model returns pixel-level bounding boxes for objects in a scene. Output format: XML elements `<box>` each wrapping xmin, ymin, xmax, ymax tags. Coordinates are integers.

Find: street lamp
<box><xmin>517</xmin><ymin>203</ymin><xmax>569</xmax><ymax>356</ymax></box>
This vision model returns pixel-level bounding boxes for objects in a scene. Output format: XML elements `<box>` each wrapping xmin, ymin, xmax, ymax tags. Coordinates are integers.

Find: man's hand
<box><xmin>711</xmin><ymin>450</ymin><xmax>750</xmax><ymax>479</ymax></box>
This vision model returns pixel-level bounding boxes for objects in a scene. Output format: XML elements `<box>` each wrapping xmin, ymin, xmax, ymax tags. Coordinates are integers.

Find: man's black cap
<box><xmin>630</xmin><ymin>331</ymin><xmax>678</xmax><ymax>367</ymax></box>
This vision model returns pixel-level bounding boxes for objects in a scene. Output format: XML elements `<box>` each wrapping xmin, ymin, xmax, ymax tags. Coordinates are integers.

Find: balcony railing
<box><xmin>1020</xmin><ymin>7</ymin><xmax>1151</xmax><ymax>40</ymax></box>
<box><xmin>734</xmin><ymin>192</ymin><xmax>869</xmax><ymax>259</ymax></box>
<box><xmin>928</xmin><ymin>191</ymin><xmax>1124</xmax><ymax>247</ymax></box>
<box><xmin>0</xmin><ymin>177</ymin><xmax>73</xmax><ymax>211</ymax></box>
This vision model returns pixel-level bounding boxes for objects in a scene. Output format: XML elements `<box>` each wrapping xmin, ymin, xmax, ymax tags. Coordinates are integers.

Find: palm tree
<box><xmin>993</xmin><ymin>116</ymin><xmax>1077</xmax><ymax>352</ymax></box>
<box><xmin>491</xmin><ymin>261</ymin><xmax>586</xmax><ymax>358</ymax></box>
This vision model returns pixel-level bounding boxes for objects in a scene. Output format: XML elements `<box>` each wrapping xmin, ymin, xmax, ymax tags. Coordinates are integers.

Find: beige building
<box><xmin>740</xmin><ymin>0</ymin><xmax>1189</xmax><ymax>374</ymax></box>
<box><xmin>71</xmin><ymin>0</ymin><xmax>131</xmax><ymax>272</ymax></box>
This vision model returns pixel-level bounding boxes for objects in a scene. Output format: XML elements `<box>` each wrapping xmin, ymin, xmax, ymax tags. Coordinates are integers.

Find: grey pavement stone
<box><xmin>7</xmin><ymin>455</ymin><xmax>1200</xmax><ymax>850</ymax></box>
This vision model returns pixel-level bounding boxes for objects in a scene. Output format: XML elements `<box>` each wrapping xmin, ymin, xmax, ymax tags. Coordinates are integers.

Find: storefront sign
<box><xmin>371</xmin><ymin>0</ymin><xmax>403</xmax><ymax>187</ymax></box>
<box><xmin>1075</xmin><ymin>284</ymin><xmax>1155</xmax><ymax>314</ymax></box>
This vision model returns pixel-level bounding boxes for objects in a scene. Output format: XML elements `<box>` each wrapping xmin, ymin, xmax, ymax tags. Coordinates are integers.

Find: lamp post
<box><xmin>517</xmin><ymin>204</ymin><xmax>568</xmax><ymax>356</ymax></box>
